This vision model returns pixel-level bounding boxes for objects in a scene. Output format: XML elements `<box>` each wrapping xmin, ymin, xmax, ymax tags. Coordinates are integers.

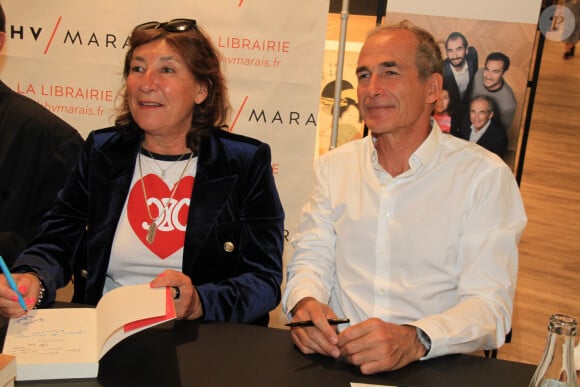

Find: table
<box><xmin>0</xmin><ymin>311</ymin><xmax>536</xmax><ymax>387</ymax></box>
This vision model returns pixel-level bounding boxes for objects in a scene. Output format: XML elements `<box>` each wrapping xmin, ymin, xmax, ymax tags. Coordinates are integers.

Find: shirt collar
<box><xmin>368</xmin><ymin>118</ymin><xmax>441</xmax><ymax>180</ymax></box>
<box><xmin>412</xmin><ymin>118</ymin><xmax>440</xmax><ymax>170</ymax></box>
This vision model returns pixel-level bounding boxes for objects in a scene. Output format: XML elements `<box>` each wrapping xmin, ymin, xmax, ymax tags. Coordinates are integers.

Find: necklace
<box><xmin>145</xmin><ymin>148</ymin><xmax>188</xmax><ymax>179</ymax></box>
<box><xmin>138</xmin><ymin>146</ymin><xmax>194</xmax><ymax>244</ymax></box>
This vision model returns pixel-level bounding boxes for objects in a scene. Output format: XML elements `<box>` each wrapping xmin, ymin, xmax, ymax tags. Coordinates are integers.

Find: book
<box><xmin>0</xmin><ymin>354</ymin><xmax>16</xmax><ymax>387</ymax></box>
<box><xmin>2</xmin><ymin>283</ymin><xmax>176</xmax><ymax>381</ymax></box>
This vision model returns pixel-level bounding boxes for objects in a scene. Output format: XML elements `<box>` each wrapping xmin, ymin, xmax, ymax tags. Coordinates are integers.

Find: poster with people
<box><xmin>397</xmin><ymin>16</ymin><xmax>537</xmax><ymax>167</ymax></box>
<box><xmin>385</xmin><ymin>0</ymin><xmax>543</xmax><ymax>169</ymax></box>
<box><xmin>323</xmin><ymin>0</ymin><xmax>543</xmax><ymax>169</ymax></box>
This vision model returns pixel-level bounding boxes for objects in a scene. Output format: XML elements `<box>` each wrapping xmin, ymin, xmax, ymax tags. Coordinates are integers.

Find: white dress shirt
<box><xmin>283</xmin><ymin>123</ymin><xmax>527</xmax><ymax>359</ymax></box>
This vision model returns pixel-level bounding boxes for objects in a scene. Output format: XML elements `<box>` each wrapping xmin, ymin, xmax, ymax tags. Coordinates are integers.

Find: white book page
<box><xmin>2</xmin><ymin>283</ymin><xmax>172</xmax><ymax>380</ymax></box>
<box><xmin>95</xmin><ymin>284</ymin><xmax>169</xmax><ymax>358</ymax></box>
<box><xmin>3</xmin><ymin>308</ymin><xmax>97</xmax><ymax>364</ymax></box>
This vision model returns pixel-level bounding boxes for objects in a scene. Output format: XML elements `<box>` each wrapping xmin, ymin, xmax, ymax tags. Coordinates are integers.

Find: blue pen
<box><xmin>0</xmin><ymin>255</ymin><xmax>28</xmax><ymax>312</ymax></box>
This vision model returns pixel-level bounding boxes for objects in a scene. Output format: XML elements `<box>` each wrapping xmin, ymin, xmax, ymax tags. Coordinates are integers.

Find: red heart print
<box><xmin>127</xmin><ymin>174</ymin><xmax>194</xmax><ymax>258</ymax></box>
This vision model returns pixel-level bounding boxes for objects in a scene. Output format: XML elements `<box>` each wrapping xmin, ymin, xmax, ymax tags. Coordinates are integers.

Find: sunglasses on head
<box><xmin>134</xmin><ymin>18</ymin><xmax>197</xmax><ymax>33</ymax></box>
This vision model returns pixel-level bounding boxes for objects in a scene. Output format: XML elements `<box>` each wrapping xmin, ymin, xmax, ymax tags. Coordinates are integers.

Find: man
<box><xmin>0</xmin><ymin>3</ymin><xmax>83</xmax><ymax>264</ymax></box>
<box><xmin>442</xmin><ymin>32</ymin><xmax>478</xmax><ymax>134</ymax></box>
<box><xmin>459</xmin><ymin>95</ymin><xmax>507</xmax><ymax>158</ymax></box>
<box><xmin>470</xmin><ymin>52</ymin><xmax>517</xmax><ymax>132</ymax></box>
<box><xmin>283</xmin><ymin>21</ymin><xmax>526</xmax><ymax>375</ymax></box>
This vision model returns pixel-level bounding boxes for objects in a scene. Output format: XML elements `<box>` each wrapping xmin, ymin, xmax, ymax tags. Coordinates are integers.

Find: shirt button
<box><xmin>377</xmin><ymin>288</ymin><xmax>385</xmax><ymax>295</ymax></box>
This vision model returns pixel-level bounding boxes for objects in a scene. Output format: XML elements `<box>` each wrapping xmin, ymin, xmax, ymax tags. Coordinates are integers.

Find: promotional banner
<box><xmin>1</xmin><ymin>0</ymin><xmax>329</xmax><ymax>327</ymax></box>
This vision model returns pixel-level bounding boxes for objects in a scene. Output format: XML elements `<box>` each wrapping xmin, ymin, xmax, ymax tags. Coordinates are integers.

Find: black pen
<box><xmin>285</xmin><ymin>318</ymin><xmax>350</xmax><ymax>327</ymax></box>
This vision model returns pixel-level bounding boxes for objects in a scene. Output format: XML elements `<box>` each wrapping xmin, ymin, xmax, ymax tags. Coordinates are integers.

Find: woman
<box><xmin>0</xmin><ymin>19</ymin><xmax>285</xmax><ymax>326</ymax></box>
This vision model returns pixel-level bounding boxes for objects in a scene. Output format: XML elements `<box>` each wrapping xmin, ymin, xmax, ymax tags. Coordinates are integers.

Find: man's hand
<box><xmin>288</xmin><ymin>297</ymin><xmax>341</xmax><ymax>358</ymax></box>
<box><xmin>337</xmin><ymin>318</ymin><xmax>427</xmax><ymax>374</ymax></box>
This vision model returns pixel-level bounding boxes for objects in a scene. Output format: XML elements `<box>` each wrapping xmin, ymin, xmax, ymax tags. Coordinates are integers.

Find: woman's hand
<box><xmin>149</xmin><ymin>270</ymin><xmax>203</xmax><ymax>320</ymax></box>
<box><xmin>0</xmin><ymin>273</ymin><xmax>41</xmax><ymax>318</ymax></box>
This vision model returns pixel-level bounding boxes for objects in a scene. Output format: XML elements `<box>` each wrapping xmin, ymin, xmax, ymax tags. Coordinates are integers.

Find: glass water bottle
<box><xmin>529</xmin><ymin>314</ymin><xmax>578</xmax><ymax>387</ymax></box>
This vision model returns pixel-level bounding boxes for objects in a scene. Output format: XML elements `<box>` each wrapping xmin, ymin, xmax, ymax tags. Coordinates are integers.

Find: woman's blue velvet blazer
<box><xmin>14</xmin><ymin>126</ymin><xmax>285</xmax><ymax>326</ymax></box>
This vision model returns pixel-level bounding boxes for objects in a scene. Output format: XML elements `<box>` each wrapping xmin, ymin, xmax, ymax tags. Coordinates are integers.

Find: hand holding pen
<box><xmin>0</xmin><ymin>255</ymin><xmax>31</xmax><ymax>316</ymax></box>
<box><xmin>287</xmin><ymin>297</ymin><xmax>348</xmax><ymax>359</ymax></box>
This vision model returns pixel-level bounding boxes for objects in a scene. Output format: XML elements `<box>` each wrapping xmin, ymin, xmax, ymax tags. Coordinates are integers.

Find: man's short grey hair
<box><xmin>367</xmin><ymin>20</ymin><xmax>443</xmax><ymax>80</ymax></box>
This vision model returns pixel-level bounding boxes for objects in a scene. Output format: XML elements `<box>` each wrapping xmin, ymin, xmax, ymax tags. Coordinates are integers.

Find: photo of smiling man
<box><xmin>442</xmin><ymin>32</ymin><xmax>478</xmax><ymax>133</ymax></box>
<box><xmin>458</xmin><ymin>95</ymin><xmax>507</xmax><ymax>158</ymax></box>
<box><xmin>470</xmin><ymin>52</ymin><xmax>517</xmax><ymax>133</ymax></box>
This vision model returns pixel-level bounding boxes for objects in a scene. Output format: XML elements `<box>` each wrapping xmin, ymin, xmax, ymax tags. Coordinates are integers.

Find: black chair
<box><xmin>484</xmin><ymin>330</ymin><xmax>512</xmax><ymax>359</ymax></box>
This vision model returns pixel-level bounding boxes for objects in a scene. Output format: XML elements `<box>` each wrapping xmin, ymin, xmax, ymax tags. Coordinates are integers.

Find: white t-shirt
<box><xmin>104</xmin><ymin>149</ymin><xmax>197</xmax><ymax>294</ymax></box>
<box><xmin>451</xmin><ymin>62</ymin><xmax>470</xmax><ymax>99</ymax></box>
